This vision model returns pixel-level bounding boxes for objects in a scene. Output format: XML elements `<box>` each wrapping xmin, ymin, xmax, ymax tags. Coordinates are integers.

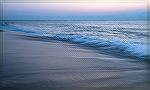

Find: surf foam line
<box><xmin>0</xmin><ymin>24</ymin><xmax>148</xmax><ymax>60</ymax></box>
<box><xmin>51</xmin><ymin>34</ymin><xmax>148</xmax><ymax>60</ymax></box>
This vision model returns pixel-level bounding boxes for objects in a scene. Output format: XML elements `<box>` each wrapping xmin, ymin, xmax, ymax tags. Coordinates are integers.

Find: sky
<box><xmin>1</xmin><ymin>0</ymin><xmax>148</xmax><ymax>3</ymax></box>
<box><xmin>1</xmin><ymin>0</ymin><xmax>149</xmax><ymax>20</ymax></box>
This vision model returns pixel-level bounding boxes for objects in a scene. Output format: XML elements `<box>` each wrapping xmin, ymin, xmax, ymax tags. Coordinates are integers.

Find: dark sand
<box><xmin>0</xmin><ymin>31</ymin><xmax>148</xmax><ymax>90</ymax></box>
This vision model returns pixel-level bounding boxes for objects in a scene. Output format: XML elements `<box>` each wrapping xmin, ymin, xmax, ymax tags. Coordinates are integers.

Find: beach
<box><xmin>1</xmin><ymin>1</ymin><xmax>149</xmax><ymax>90</ymax></box>
<box><xmin>0</xmin><ymin>31</ymin><xmax>148</xmax><ymax>90</ymax></box>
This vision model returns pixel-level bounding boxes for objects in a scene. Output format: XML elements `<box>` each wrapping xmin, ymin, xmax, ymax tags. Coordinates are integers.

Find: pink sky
<box><xmin>3</xmin><ymin>3</ymin><xmax>147</xmax><ymax>20</ymax></box>
<box><xmin>4</xmin><ymin>3</ymin><xmax>147</xmax><ymax>13</ymax></box>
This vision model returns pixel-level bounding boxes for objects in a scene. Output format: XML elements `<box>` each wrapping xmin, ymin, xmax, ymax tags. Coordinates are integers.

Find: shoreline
<box><xmin>1</xmin><ymin>31</ymin><xmax>148</xmax><ymax>90</ymax></box>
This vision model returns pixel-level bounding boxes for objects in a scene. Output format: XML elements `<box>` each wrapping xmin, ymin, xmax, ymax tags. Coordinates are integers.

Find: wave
<box><xmin>0</xmin><ymin>23</ymin><xmax>148</xmax><ymax>60</ymax></box>
<box><xmin>50</xmin><ymin>34</ymin><xmax>148</xmax><ymax>60</ymax></box>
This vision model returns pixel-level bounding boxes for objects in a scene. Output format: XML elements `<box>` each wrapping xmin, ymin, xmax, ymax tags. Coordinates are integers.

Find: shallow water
<box><xmin>0</xmin><ymin>21</ymin><xmax>148</xmax><ymax>60</ymax></box>
<box><xmin>0</xmin><ymin>21</ymin><xmax>149</xmax><ymax>90</ymax></box>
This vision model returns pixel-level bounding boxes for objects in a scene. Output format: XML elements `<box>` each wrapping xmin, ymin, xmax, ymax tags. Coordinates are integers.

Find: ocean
<box><xmin>0</xmin><ymin>21</ymin><xmax>149</xmax><ymax>90</ymax></box>
<box><xmin>0</xmin><ymin>21</ymin><xmax>148</xmax><ymax>60</ymax></box>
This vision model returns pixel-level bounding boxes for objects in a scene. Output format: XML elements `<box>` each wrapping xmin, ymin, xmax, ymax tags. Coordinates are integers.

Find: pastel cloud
<box><xmin>3</xmin><ymin>3</ymin><xmax>146</xmax><ymax>13</ymax></box>
<box><xmin>2</xmin><ymin>3</ymin><xmax>147</xmax><ymax>20</ymax></box>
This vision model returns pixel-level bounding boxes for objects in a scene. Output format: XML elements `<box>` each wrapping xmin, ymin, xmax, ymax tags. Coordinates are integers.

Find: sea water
<box><xmin>0</xmin><ymin>21</ymin><xmax>148</xmax><ymax>60</ymax></box>
<box><xmin>0</xmin><ymin>21</ymin><xmax>149</xmax><ymax>90</ymax></box>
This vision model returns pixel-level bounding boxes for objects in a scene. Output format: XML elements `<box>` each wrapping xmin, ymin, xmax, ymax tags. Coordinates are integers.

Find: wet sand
<box><xmin>0</xmin><ymin>31</ymin><xmax>148</xmax><ymax>90</ymax></box>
